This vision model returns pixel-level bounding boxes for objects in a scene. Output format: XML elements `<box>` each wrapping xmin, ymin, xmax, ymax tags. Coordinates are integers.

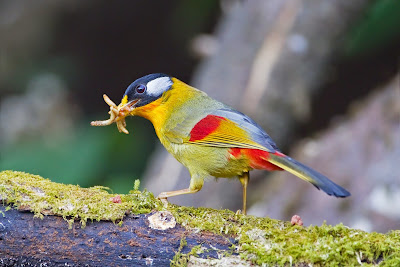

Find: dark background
<box><xmin>0</xmin><ymin>0</ymin><xmax>220</xmax><ymax>192</ymax></box>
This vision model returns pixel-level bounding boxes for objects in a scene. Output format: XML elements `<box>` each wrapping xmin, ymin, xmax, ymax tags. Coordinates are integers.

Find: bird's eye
<box><xmin>135</xmin><ymin>84</ymin><xmax>146</xmax><ymax>94</ymax></box>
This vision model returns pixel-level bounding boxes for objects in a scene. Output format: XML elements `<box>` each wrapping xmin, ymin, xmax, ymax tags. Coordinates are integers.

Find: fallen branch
<box><xmin>0</xmin><ymin>171</ymin><xmax>399</xmax><ymax>266</ymax></box>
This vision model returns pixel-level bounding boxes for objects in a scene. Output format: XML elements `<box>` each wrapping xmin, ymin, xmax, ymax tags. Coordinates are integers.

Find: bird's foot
<box><xmin>157</xmin><ymin>195</ymin><xmax>169</xmax><ymax>208</ymax></box>
<box><xmin>235</xmin><ymin>209</ymin><xmax>245</xmax><ymax>216</ymax></box>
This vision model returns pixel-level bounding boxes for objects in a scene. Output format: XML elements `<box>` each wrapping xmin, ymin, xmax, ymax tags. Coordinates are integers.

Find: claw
<box><xmin>158</xmin><ymin>197</ymin><xmax>169</xmax><ymax>207</ymax></box>
<box><xmin>90</xmin><ymin>94</ymin><xmax>131</xmax><ymax>134</ymax></box>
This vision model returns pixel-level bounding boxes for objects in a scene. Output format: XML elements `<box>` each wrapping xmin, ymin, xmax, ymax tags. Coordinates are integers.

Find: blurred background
<box><xmin>0</xmin><ymin>0</ymin><xmax>399</xmax><ymax>233</ymax></box>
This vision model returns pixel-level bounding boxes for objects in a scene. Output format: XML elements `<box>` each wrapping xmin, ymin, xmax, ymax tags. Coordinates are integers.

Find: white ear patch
<box><xmin>146</xmin><ymin>77</ymin><xmax>173</xmax><ymax>96</ymax></box>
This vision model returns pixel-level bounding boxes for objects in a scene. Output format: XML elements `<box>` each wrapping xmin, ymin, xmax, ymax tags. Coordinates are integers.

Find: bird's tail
<box><xmin>267</xmin><ymin>152</ymin><xmax>350</xmax><ymax>197</ymax></box>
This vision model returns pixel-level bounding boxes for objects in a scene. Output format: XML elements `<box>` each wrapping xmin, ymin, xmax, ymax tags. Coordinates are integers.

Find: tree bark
<box><xmin>0</xmin><ymin>207</ymin><xmax>233</xmax><ymax>266</ymax></box>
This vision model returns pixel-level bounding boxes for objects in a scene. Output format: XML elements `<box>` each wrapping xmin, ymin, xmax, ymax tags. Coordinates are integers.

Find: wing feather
<box><xmin>163</xmin><ymin>105</ymin><xmax>279</xmax><ymax>153</ymax></box>
<box><xmin>183</xmin><ymin>108</ymin><xmax>279</xmax><ymax>152</ymax></box>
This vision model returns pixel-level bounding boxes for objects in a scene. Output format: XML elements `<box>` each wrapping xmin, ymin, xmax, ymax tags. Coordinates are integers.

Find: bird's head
<box><xmin>114</xmin><ymin>73</ymin><xmax>202</xmax><ymax>132</ymax></box>
<box><xmin>119</xmin><ymin>73</ymin><xmax>173</xmax><ymax>112</ymax></box>
<box><xmin>91</xmin><ymin>73</ymin><xmax>190</xmax><ymax>134</ymax></box>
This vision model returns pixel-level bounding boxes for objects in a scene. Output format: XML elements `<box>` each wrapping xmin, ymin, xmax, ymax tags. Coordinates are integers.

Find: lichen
<box><xmin>1</xmin><ymin>170</ymin><xmax>399</xmax><ymax>266</ymax></box>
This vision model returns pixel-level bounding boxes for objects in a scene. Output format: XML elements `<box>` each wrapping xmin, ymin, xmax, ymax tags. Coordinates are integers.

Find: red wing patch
<box><xmin>228</xmin><ymin>148</ymin><xmax>242</xmax><ymax>158</ymax></box>
<box><xmin>228</xmin><ymin>148</ymin><xmax>283</xmax><ymax>171</ymax></box>
<box><xmin>189</xmin><ymin>115</ymin><xmax>226</xmax><ymax>142</ymax></box>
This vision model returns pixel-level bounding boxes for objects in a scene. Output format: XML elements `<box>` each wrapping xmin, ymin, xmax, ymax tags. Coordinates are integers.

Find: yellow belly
<box><xmin>163</xmin><ymin>141</ymin><xmax>252</xmax><ymax>178</ymax></box>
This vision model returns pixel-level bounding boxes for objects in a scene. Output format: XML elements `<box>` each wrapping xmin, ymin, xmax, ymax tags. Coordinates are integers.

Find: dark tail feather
<box><xmin>268</xmin><ymin>153</ymin><xmax>350</xmax><ymax>197</ymax></box>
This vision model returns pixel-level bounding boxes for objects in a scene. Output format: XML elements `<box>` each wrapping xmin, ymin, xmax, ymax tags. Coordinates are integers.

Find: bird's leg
<box><xmin>157</xmin><ymin>188</ymin><xmax>200</xmax><ymax>199</ymax></box>
<box><xmin>157</xmin><ymin>176</ymin><xmax>203</xmax><ymax>202</ymax></box>
<box><xmin>157</xmin><ymin>188</ymin><xmax>200</xmax><ymax>207</ymax></box>
<box><xmin>239</xmin><ymin>172</ymin><xmax>250</xmax><ymax>215</ymax></box>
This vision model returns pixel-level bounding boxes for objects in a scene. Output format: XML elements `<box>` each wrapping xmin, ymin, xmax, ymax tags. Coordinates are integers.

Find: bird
<box><xmin>94</xmin><ymin>73</ymin><xmax>350</xmax><ymax>215</ymax></box>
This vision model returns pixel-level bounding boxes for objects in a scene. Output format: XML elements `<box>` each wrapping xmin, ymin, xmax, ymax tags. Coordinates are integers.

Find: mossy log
<box><xmin>0</xmin><ymin>207</ymin><xmax>233</xmax><ymax>266</ymax></box>
<box><xmin>1</xmin><ymin>171</ymin><xmax>399</xmax><ymax>266</ymax></box>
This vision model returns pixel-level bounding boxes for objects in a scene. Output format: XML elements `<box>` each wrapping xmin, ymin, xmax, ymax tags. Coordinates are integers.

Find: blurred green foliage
<box><xmin>345</xmin><ymin>0</ymin><xmax>400</xmax><ymax>56</ymax></box>
<box><xmin>0</xmin><ymin>118</ymin><xmax>156</xmax><ymax>194</ymax></box>
<box><xmin>0</xmin><ymin>1</ymin><xmax>220</xmax><ymax>193</ymax></box>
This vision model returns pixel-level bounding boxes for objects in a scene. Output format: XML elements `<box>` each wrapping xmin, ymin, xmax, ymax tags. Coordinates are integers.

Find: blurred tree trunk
<box><xmin>143</xmin><ymin>0</ymin><xmax>376</xmax><ymax>221</ymax></box>
<box><xmin>251</xmin><ymin>75</ymin><xmax>400</xmax><ymax>232</ymax></box>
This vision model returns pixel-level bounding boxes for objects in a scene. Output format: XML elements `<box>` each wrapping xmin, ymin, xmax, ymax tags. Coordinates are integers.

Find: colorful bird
<box><xmin>92</xmin><ymin>73</ymin><xmax>350</xmax><ymax>214</ymax></box>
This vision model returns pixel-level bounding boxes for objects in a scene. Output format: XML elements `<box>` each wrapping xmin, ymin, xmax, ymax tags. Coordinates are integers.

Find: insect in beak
<box><xmin>90</xmin><ymin>94</ymin><xmax>139</xmax><ymax>134</ymax></box>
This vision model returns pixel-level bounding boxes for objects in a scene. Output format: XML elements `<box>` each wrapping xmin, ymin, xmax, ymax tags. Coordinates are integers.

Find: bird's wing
<box><xmin>165</xmin><ymin>107</ymin><xmax>279</xmax><ymax>152</ymax></box>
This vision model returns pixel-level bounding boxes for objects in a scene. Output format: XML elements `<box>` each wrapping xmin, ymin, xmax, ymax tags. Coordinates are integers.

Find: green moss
<box><xmin>0</xmin><ymin>170</ymin><xmax>160</xmax><ymax>228</ymax></box>
<box><xmin>170</xmin><ymin>237</ymin><xmax>190</xmax><ymax>266</ymax></box>
<box><xmin>170</xmin><ymin>237</ymin><xmax>214</xmax><ymax>267</ymax></box>
<box><xmin>168</xmin><ymin>206</ymin><xmax>400</xmax><ymax>266</ymax></box>
<box><xmin>1</xmin><ymin>170</ymin><xmax>399</xmax><ymax>266</ymax></box>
